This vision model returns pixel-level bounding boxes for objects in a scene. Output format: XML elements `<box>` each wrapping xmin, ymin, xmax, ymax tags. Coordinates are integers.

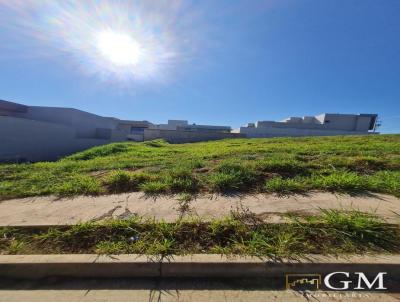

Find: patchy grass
<box><xmin>105</xmin><ymin>170</ymin><xmax>153</xmax><ymax>193</ymax></box>
<box><xmin>0</xmin><ymin>135</ymin><xmax>399</xmax><ymax>198</ymax></box>
<box><xmin>208</xmin><ymin>161</ymin><xmax>259</xmax><ymax>192</ymax></box>
<box><xmin>265</xmin><ymin>177</ymin><xmax>307</xmax><ymax>195</ymax></box>
<box><xmin>55</xmin><ymin>174</ymin><xmax>104</xmax><ymax>196</ymax></box>
<box><xmin>0</xmin><ymin>210</ymin><xmax>398</xmax><ymax>256</ymax></box>
<box><xmin>311</xmin><ymin>171</ymin><xmax>368</xmax><ymax>193</ymax></box>
<box><xmin>140</xmin><ymin>181</ymin><xmax>170</xmax><ymax>194</ymax></box>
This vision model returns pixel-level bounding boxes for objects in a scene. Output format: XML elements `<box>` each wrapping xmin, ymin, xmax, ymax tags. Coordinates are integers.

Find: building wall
<box><xmin>255</xmin><ymin>120</ymin><xmax>348</xmax><ymax>130</ymax></box>
<box><xmin>157</xmin><ymin>120</ymin><xmax>188</xmax><ymax>130</ymax></box>
<box><xmin>0</xmin><ymin>116</ymin><xmax>119</xmax><ymax>162</ymax></box>
<box><xmin>321</xmin><ymin>114</ymin><xmax>359</xmax><ymax>131</ymax></box>
<box><xmin>0</xmin><ymin>114</ymin><xmax>242</xmax><ymax>161</ymax></box>
<box><xmin>12</xmin><ymin>106</ymin><xmax>120</xmax><ymax>139</ymax></box>
<box><xmin>314</xmin><ymin>114</ymin><xmax>376</xmax><ymax>132</ymax></box>
<box><xmin>157</xmin><ymin>120</ymin><xmax>231</xmax><ymax>132</ymax></box>
<box><xmin>246</xmin><ymin>113</ymin><xmax>377</xmax><ymax>137</ymax></box>
<box><xmin>144</xmin><ymin>129</ymin><xmax>244</xmax><ymax>143</ymax></box>
<box><xmin>355</xmin><ymin>116</ymin><xmax>373</xmax><ymax>131</ymax></box>
<box><xmin>177</xmin><ymin>125</ymin><xmax>231</xmax><ymax>132</ymax></box>
<box><xmin>239</xmin><ymin>125</ymin><xmax>373</xmax><ymax>138</ymax></box>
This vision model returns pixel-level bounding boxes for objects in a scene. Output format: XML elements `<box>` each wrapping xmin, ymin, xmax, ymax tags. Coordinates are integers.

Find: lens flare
<box><xmin>95</xmin><ymin>30</ymin><xmax>142</xmax><ymax>66</ymax></box>
<box><xmin>0</xmin><ymin>0</ymin><xmax>210</xmax><ymax>85</ymax></box>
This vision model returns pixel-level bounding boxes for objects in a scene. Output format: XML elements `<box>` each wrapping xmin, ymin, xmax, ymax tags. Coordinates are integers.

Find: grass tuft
<box><xmin>105</xmin><ymin>170</ymin><xmax>152</xmax><ymax>193</ymax></box>
<box><xmin>311</xmin><ymin>171</ymin><xmax>368</xmax><ymax>193</ymax></box>
<box><xmin>1</xmin><ymin>210</ymin><xmax>398</xmax><ymax>256</ymax></box>
<box><xmin>140</xmin><ymin>181</ymin><xmax>170</xmax><ymax>194</ymax></box>
<box><xmin>208</xmin><ymin>162</ymin><xmax>258</xmax><ymax>192</ymax></box>
<box><xmin>56</xmin><ymin>174</ymin><xmax>103</xmax><ymax>196</ymax></box>
<box><xmin>265</xmin><ymin>177</ymin><xmax>307</xmax><ymax>194</ymax></box>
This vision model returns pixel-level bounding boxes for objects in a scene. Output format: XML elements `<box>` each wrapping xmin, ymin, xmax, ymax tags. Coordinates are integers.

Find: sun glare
<box><xmin>2</xmin><ymin>1</ymin><xmax>193</xmax><ymax>83</ymax></box>
<box><xmin>95</xmin><ymin>30</ymin><xmax>142</xmax><ymax>66</ymax></box>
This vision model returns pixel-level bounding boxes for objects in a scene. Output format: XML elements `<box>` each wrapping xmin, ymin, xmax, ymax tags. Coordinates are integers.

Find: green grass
<box><xmin>208</xmin><ymin>161</ymin><xmax>259</xmax><ymax>192</ymax></box>
<box><xmin>105</xmin><ymin>170</ymin><xmax>153</xmax><ymax>193</ymax></box>
<box><xmin>0</xmin><ymin>135</ymin><xmax>399</xmax><ymax>199</ymax></box>
<box><xmin>0</xmin><ymin>210</ymin><xmax>398</xmax><ymax>256</ymax></box>
<box><xmin>265</xmin><ymin>177</ymin><xmax>307</xmax><ymax>194</ymax></box>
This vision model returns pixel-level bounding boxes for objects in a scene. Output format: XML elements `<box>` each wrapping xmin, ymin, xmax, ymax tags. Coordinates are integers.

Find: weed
<box><xmin>8</xmin><ymin>239</ymin><xmax>25</xmax><ymax>254</ymax></box>
<box><xmin>95</xmin><ymin>241</ymin><xmax>130</xmax><ymax>254</ymax></box>
<box><xmin>0</xmin><ymin>210</ymin><xmax>398</xmax><ymax>256</ymax></box>
<box><xmin>176</xmin><ymin>193</ymin><xmax>193</xmax><ymax>217</ymax></box>
<box><xmin>177</xmin><ymin>193</ymin><xmax>193</xmax><ymax>202</ymax></box>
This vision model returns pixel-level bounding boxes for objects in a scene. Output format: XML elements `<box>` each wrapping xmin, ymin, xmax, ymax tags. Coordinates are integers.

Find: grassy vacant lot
<box><xmin>0</xmin><ymin>210</ymin><xmax>398</xmax><ymax>256</ymax></box>
<box><xmin>0</xmin><ymin>135</ymin><xmax>399</xmax><ymax>199</ymax></box>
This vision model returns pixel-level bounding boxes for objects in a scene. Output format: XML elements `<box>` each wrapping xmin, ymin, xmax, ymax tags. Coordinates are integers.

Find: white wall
<box><xmin>253</xmin><ymin>114</ymin><xmax>375</xmax><ymax>133</ymax></box>
<box><xmin>144</xmin><ymin>129</ymin><xmax>244</xmax><ymax>143</ymax></box>
<box><xmin>239</xmin><ymin>126</ymin><xmax>372</xmax><ymax>138</ymax></box>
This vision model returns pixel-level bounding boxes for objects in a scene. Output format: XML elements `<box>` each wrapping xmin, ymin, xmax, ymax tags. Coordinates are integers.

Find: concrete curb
<box><xmin>1</xmin><ymin>254</ymin><xmax>400</xmax><ymax>279</ymax></box>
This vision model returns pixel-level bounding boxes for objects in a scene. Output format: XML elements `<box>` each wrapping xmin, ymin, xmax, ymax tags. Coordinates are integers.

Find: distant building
<box><xmin>157</xmin><ymin>120</ymin><xmax>231</xmax><ymax>133</ymax></box>
<box><xmin>0</xmin><ymin>100</ymin><xmax>241</xmax><ymax>162</ymax></box>
<box><xmin>233</xmin><ymin>113</ymin><xmax>378</xmax><ymax>138</ymax></box>
<box><xmin>0</xmin><ymin>99</ymin><xmax>379</xmax><ymax>162</ymax></box>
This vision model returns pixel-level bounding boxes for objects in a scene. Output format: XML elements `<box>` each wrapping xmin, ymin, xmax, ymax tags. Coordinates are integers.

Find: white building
<box><xmin>234</xmin><ymin>113</ymin><xmax>378</xmax><ymax>138</ymax></box>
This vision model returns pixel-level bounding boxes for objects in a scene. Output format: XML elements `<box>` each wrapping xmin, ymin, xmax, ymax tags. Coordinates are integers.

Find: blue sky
<box><xmin>0</xmin><ymin>0</ymin><xmax>399</xmax><ymax>133</ymax></box>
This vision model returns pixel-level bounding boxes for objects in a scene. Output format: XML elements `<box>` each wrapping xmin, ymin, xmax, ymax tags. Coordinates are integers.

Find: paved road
<box><xmin>1</xmin><ymin>278</ymin><xmax>399</xmax><ymax>302</ymax></box>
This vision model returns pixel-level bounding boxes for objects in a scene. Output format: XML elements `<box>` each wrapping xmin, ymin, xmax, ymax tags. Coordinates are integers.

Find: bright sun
<box><xmin>95</xmin><ymin>30</ymin><xmax>142</xmax><ymax>66</ymax></box>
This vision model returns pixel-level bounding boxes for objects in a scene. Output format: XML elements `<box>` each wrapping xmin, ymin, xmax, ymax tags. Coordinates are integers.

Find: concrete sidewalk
<box><xmin>0</xmin><ymin>192</ymin><xmax>399</xmax><ymax>226</ymax></box>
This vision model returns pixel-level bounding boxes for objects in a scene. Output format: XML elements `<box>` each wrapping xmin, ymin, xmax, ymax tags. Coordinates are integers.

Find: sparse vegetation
<box><xmin>0</xmin><ymin>135</ymin><xmax>399</xmax><ymax>199</ymax></box>
<box><xmin>0</xmin><ymin>210</ymin><xmax>398</xmax><ymax>256</ymax></box>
